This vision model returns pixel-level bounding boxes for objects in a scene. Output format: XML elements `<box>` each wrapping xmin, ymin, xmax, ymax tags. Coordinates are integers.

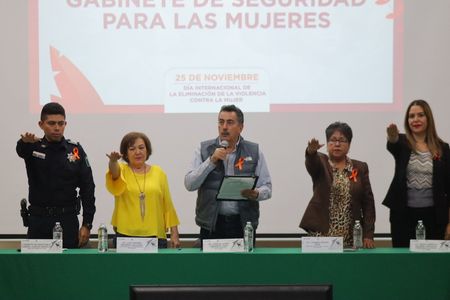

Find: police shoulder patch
<box><xmin>85</xmin><ymin>156</ymin><xmax>91</xmax><ymax>168</ymax></box>
<box><xmin>67</xmin><ymin>139</ymin><xmax>80</xmax><ymax>146</ymax></box>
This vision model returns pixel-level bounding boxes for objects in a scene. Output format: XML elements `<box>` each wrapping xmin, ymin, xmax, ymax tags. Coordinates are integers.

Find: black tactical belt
<box><xmin>29</xmin><ymin>205</ymin><xmax>78</xmax><ymax>217</ymax></box>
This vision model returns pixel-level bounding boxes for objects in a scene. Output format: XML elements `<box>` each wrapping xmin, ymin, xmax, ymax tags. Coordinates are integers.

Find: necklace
<box><xmin>131</xmin><ymin>165</ymin><xmax>146</xmax><ymax>221</ymax></box>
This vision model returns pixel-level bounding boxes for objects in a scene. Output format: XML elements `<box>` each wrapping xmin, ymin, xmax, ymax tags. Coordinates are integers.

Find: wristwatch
<box><xmin>82</xmin><ymin>223</ymin><xmax>93</xmax><ymax>230</ymax></box>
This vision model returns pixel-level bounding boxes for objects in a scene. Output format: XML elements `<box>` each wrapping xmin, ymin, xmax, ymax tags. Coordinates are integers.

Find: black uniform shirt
<box><xmin>16</xmin><ymin>136</ymin><xmax>96</xmax><ymax>224</ymax></box>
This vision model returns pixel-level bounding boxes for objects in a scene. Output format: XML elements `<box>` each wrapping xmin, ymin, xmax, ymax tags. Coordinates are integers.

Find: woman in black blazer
<box><xmin>383</xmin><ymin>99</ymin><xmax>450</xmax><ymax>247</ymax></box>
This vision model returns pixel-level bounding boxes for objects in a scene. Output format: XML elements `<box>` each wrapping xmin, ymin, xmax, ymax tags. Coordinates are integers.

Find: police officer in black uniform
<box><xmin>16</xmin><ymin>102</ymin><xmax>96</xmax><ymax>248</ymax></box>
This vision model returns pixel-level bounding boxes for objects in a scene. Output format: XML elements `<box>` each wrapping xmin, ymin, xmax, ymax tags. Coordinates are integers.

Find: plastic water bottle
<box><xmin>415</xmin><ymin>220</ymin><xmax>426</xmax><ymax>240</ymax></box>
<box><xmin>52</xmin><ymin>222</ymin><xmax>63</xmax><ymax>242</ymax></box>
<box><xmin>98</xmin><ymin>223</ymin><xmax>108</xmax><ymax>252</ymax></box>
<box><xmin>244</xmin><ymin>221</ymin><xmax>254</xmax><ymax>252</ymax></box>
<box><xmin>353</xmin><ymin>220</ymin><xmax>363</xmax><ymax>249</ymax></box>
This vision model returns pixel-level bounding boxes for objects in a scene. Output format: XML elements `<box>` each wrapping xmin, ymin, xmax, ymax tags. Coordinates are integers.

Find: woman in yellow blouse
<box><xmin>106</xmin><ymin>132</ymin><xmax>180</xmax><ymax>248</ymax></box>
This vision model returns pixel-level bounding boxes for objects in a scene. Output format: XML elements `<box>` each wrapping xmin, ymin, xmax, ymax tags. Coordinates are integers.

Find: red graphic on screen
<box><xmin>50</xmin><ymin>46</ymin><xmax>104</xmax><ymax>113</ymax></box>
<box><xmin>375</xmin><ymin>0</ymin><xmax>404</xmax><ymax>20</ymax></box>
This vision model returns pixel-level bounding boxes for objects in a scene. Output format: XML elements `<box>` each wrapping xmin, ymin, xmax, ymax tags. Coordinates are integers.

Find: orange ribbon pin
<box><xmin>349</xmin><ymin>169</ymin><xmax>358</xmax><ymax>182</ymax></box>
<box><xmin>72</xmin><ymin>147</ymin><xmax>80</xmax><ymax>160</ymax></box>
<box><xmin>235</xmin><ymin>157</ymin><xmax>244</xmax><ymax>171</ymax></box>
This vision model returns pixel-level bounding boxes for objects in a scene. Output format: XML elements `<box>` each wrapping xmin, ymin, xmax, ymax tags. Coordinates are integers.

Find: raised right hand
<box><xmin>20</xmin><ymin>132</ymin><xmax>40</xmax><ymax>143</ymax></box>
<box><xmin>307</xmin><ymin>138</ymin><xmax>323</xmax><ymax>155</ymax></box>
<box><xmin>386</xmin><ymin>123</ymin><xmax>399</xmax><ymax>143</ymax></box>
<box><xmin>106</xmin><ymin>151</ymin><xmax>122</xmax><ymax>162</ymax></box>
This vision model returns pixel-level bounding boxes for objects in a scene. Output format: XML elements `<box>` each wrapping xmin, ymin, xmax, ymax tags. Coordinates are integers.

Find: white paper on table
<box><xmin>116</xmin><ymin>237</ymin><xmax>158</xmax><ymax>253</ymax></box>
<box><xmin>21</xmin><ymin>239</ymin><xmax>63</xmax><ymax>253</ymax></box>
<box><xmin>301</xmin><ymin>236</ymin><xmax>344</xmax><ymax>253</ymax></box>
<box><xmin>203</xmin><ymin>239</ymin><xmax>245</xmax><ymax>253</ymax></box>
<box><xmin>410</xmin><ymin>240</ymin><xmax>450</xmax><ymax>252</ymax></box>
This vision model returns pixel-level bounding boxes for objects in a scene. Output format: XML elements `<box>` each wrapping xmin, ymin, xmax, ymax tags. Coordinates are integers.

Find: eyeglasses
<box><xmin>328</xmin><ymin>139</ymin><xmax>348</xmax><ymax>145</ymax></box>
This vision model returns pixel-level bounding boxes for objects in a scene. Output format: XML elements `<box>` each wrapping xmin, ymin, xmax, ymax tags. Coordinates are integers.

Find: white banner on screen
<box><xmin>165</xmin><ymin>68</ymin><xmax>270</xmax><ymax>112</ymax></box>
<box><xmin>34</xmin><ymin>0</ymin><xmax>397</xmax><ymax>112</ymax></box>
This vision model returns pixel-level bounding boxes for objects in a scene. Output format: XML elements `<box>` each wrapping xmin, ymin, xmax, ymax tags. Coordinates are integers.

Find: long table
<box><xmin>0</xmin><ymin>248</ymin><xmax>449</xmax><ymax>300</ymax></box>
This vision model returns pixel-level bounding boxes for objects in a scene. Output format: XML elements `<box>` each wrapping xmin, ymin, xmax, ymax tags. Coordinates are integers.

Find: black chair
<box><xmin>130</xmin><ymin>284</ymin><xmax>333</xmax><ymax>300</ymax></box>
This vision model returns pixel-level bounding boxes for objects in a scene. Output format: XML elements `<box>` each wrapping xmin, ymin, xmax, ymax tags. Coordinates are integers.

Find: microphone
<box><xmin>211</xmin><ymin>140</ymin><xmax>229</xmax><ymax>164</ymax></box>
<box><xmin>219</xmin><ymin>140</ymin><xmax>229</xmax><ymax>149</ymax></box>
<box><xmin>20</xmin><ymin>198</ymin><xmax>29</xmax><ymax>227</ymax></box>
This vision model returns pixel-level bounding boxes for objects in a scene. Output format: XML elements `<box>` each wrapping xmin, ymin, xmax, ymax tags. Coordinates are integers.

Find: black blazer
<box><xmin>383</xmin><ymin>134</ymin><xmax>450</xmax><ymax>224</ymax></box>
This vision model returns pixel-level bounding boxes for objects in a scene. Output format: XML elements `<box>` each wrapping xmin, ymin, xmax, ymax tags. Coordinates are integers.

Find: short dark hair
<box><xmin>325</xmin><ymin>122</ymin><xmax>353</xmax><ymax>143</ymax></box>
<box><xmin>40</xmin><ymin>102</ymin><xmax>66</xmax><ymax>121</ymax></box>
<box><xmin>219</xmin><ymin>105</ymin><xmax>244</xmax><ymax>124</ymax></box>
<box><xmin>120</xmin><ymin>132</ymin><xmax>152</xmax><ymax>163</ymax></box>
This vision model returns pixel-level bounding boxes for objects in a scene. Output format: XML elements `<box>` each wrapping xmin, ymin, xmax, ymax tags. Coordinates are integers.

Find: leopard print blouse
<box><xmin>310</xmin><ymin>157</ymin><xmax>354</xmax><ymax>248</ymax></box>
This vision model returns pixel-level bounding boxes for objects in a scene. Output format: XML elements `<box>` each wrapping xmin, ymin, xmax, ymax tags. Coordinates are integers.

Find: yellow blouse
<box><xmin>105</xmin><ymin>163</ymin><xmax>180</xmax><ymax>238</ymax></box>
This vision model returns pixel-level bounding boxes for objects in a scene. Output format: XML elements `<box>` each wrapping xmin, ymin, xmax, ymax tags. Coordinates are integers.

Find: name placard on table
<box><xmin>116</xmin><ymin>237</ymin><xmax>158</xmax><ymax>253</ymax></box>
<box><xmin>203</xmin><ymin>238</ymin><xmax>245</xmax><ymax>252</ymax></box>
<box><xmin>410</xmin><ymin>240</ymin><xmax>450</xmax><ymax>252</ymax></box>
<box><xmin>302</xmin><ymin>236</ymin><xmax>344</xmax><ymax>253</ymax></box>
<box><xmin>21</xmin><ymin>239</ymin><xmax>63</xmax><ymax>253</ymax></box>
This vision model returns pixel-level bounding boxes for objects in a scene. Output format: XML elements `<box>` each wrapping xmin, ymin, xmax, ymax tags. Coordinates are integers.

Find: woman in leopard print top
<box><xmin>300</xmin><ymin>122</ymin><xmax>376</xmax><ymax>248</ymax></box>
